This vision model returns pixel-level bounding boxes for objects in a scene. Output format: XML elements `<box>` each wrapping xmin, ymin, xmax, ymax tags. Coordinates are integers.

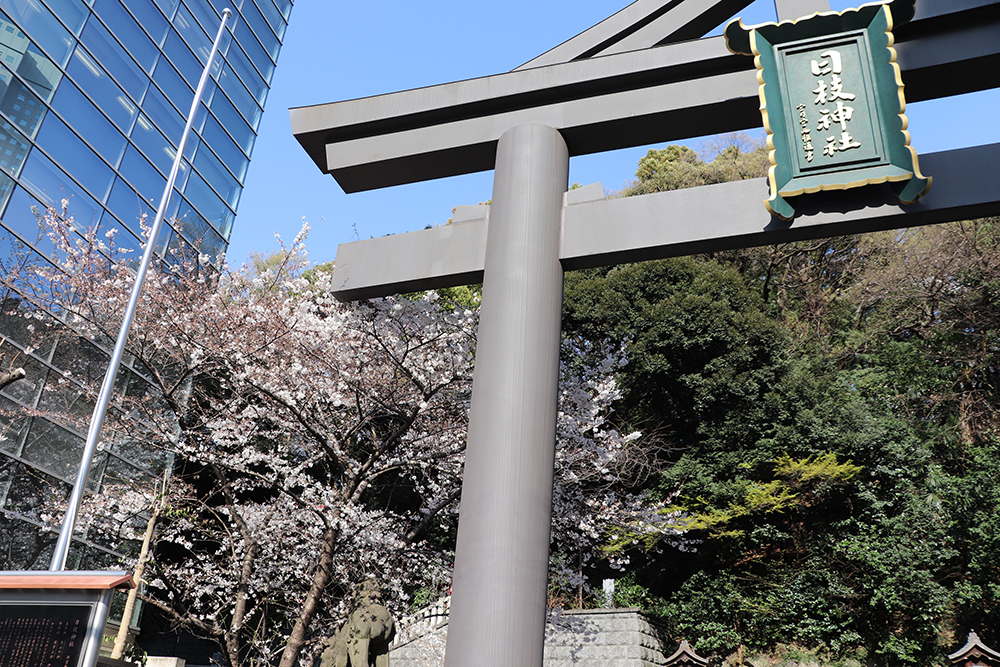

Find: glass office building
<box><xmin>0</xmin><ymin>0</ymin><xmax>292</xmax><ymax>576</ymax></box>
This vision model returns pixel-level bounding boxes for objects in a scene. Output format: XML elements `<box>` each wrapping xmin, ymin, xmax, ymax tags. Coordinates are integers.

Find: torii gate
<box><xmin>290</xmin><ymin>1</ymin><xmax>1000</xmax><ymax>665</ymax></box>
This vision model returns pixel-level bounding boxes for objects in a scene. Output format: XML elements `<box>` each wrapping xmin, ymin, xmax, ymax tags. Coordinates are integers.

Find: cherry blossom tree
<box><xmin>2</xmin><ymin>204</ymin><xmax>682</xmax><ymax>666</ymax></box>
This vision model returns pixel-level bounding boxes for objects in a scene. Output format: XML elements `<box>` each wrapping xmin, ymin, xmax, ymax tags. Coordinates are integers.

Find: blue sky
<box><xmin>227</xmin><ymin>0</ymin><xmax>1000</xmax><ymax>267</ymax></box>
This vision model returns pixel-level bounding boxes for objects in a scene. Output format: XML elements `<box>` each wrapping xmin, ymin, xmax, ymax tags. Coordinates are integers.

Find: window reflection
<box><xmin>43</xmin><ymin>0</ymin><xmax>89</xmax><ymax>36</ymax></box>
<box><xmin>206</xmin><ymin>84</ymin><xmax>252</xmax><ymax>154</ymax></box>
<box><xmin>34</xmin><ymin>115</ymin><xmax>114</xmax><ymax>204</ymax></box>
<box><xmin>51</xmin><ymin>78</ymin><xmax>127</xmax><ymax>167</ymax></box>
<box><xmin>151</xmin><ymin>56</ymin><xmax>192</xmax><ymax>117</ymax></box>
<box><xmin>0</xmin><ymin>117</ymin><xmax>29</xmax><ymax>176</ymax></box>
<box><xmin>200</xmin><ymin>114</ymin><xmax>247</xmax><ymax>180</ymax></box>
<box><xmin>105</xmin><ymin>176</ymin><xmax>151</xmax><ymax>245</ymax></box>
<box><xmin>239</xmin><ymin>0</ymin><xmax>277</xmax><ymax>61</ymax></box>
<box><xmin>120</xmin><ymin>0</ymin><xmax>169</xmax><ymax>47</ymax></box>
<box><xmin>216</xmin><ymin>62</ymin><xmax>258</xmax><ymax>128</ymax></box>
<box><xmin>253</xmin><ymin>0</ymin><xmax>285</xmax><ymax>41</ymax></box>
<box><xmin>19</xmin><ymin>149</ymin><xmax>103</xmax><ymax>229</ymax></box>
<box><xmin>66</xmin><ymin>46</ymin><xmax>138</xmax><ymax>133</ymax></box>
<box><xmin>91</xmin><ymin>0</ymin><xmax>157</xmax><ymax>73</ymax></box>
<box><xmin>118</xmin><ymin>145</ymin><xmax>165</xmax><ymax>207</ymax></box>
<box><xmin>79</xmin><ymin>12</ymin><xmax>148</xmax><ymax>100</ymax></box>
<box><xmin>1</xmin><ymin>186</ymin><xmax>56</xmax><ymax>256</ymax></box>
<box><xmin>0</xmin><ymin>0</ymin><xmax>74</xmax><ymax>66</ymax></box>
<box><xmin>193</xmin><ymin>141</ymin><xmax>238</xmax><ymax>207</ymax></box>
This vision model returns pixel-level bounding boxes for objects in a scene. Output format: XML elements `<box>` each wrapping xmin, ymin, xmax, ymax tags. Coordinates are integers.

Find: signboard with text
<box><xmin>726</xmin><ymin>0</ymin><xmax>931</xmax><ymax>219</ymax></box>
<box><xmin>0</xmin><ymin>571</ymin><xmax>134</xmax><ymax>667</ymax></box>
<box><xmin>0</xmin><ymin>602</ymin><xmax>90</xmax><ymax>667</ymax></box>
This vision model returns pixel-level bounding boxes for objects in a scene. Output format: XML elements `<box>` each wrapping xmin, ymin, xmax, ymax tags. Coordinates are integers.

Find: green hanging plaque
<box><xmin>725</xmin><ymin>0</ymin><xmax>930</xmax><ymax>220</ymax></box>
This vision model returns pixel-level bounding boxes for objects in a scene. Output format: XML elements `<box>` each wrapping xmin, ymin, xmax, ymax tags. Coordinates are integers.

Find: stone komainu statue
<box><xmin>321</xmin><ymin>579</ymin><xmax>396</xmax><ymax>667</ymax></box>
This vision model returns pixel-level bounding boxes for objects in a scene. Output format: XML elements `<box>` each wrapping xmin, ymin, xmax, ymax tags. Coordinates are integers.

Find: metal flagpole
<box><xmin>49</xmin><ymin>8</ymin><xmax>233</xmax><ymax>571</ymax></box>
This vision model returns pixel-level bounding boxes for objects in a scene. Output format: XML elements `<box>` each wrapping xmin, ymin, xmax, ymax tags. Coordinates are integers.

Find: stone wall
<box><xmin>390</xmin><ymin>607</ymin><xmax>670</xmax><ymax>667</ymax></box>
<box><xmin>545</xmin><ymin>608</ymin><xmax>670</xmax><ymax>667</ymax></box>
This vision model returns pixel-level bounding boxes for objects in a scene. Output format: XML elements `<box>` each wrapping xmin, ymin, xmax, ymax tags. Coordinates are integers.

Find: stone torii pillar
<box><xmin>289</xmin><ymin>2</ymin><xmax>1000</xmax><ymax>666</ymax></box>
<box><xmin>446</xmin><ymin>124</ymin><xmax>567</xmax><ymax>667</ymax></box>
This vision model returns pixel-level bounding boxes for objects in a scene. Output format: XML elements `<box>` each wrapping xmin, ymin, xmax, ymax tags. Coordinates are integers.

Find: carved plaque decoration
<box><xmin>725</xmin><ymin>0</ymin><xmax>931</xmax><ymax>219</ymax></box>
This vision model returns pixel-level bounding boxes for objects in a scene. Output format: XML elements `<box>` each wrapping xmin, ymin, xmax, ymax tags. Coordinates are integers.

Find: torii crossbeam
<box><xmin>290</xmin><ymin>1</ymin><xmax>1000</xmax><ymax>665</ymax></box>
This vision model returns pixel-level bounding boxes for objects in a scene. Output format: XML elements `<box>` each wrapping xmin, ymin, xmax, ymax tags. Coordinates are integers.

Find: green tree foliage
<box><xmin>617</xmin><ymin>134</ymin><xmax>768</xmax><ymax>197</ymax></box>
<box><xmin>563</xmin><ymin>139</ymin><xmax>1000</xmax><ymax>665</ymax></box>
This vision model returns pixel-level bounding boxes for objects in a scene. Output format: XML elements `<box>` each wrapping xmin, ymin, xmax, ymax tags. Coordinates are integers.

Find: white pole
<box><xmin>49</xmin><ymin>8</ymin><xmax>234</xmax><ymax>572</ymax></box>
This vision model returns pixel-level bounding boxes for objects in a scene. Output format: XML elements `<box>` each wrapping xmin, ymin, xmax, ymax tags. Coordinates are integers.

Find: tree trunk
<box><xmin>0</xmin><ymin>367</ymin><xmax>25</xmax><ymax>390</ymax></box>
<box><xmin>278</xmin><ymin>523</ymin><xmax>337</xmax><ymax>667</ymax></box>
<box><xmin>111</xmin><ymin>473</ymin><xmax>168</xmax><ymax>660</ymax></box>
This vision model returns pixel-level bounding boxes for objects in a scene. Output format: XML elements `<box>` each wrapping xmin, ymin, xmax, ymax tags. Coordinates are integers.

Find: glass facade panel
<box><xmin>2</xmin><ymin>186</ymin><xmax>55</xmax><ymax>255</ymax></box>
<box><xmin>0</xmin><ymin>0</ymin><xmax>74</xmax><ymax>66</ymax></box>
<box><xmin>199</xmin><ymin>214</ymin><xmax>224</xmax><ymax>254</ymax></box>
<box><xmin>200</xmin><ymin>114</ymin><xmax>246</xmax><ymax>180</ymax></box>
<box><xmin>1</xmin><ymin>458</ymin><xmax>69</xmax><ymax>519</ymax></box>
<box><xmin>79</xmin><ymin>15</ymin><xmax>147</xmax><ymax>100</ymax></box>
<box><xmin>206</xmin><ymin>83</ymin><xmax>252</xmax><ymax>153</ymax></box>
<box><xmin>0</xmin><ymin>20</ymin><xmax>31</xmax><ymax>70</ymax></box>
<box><xmin>162</xmin><ymin>26</ymin><xmax>200</xmax><ymax>90</ymax></box>
<box><xmin>0</xmin><ymin>118</ymin><xmax>30</xmax><ymax>176</ymax></box>
<box><xmin>20</xmin><ymin>143</ymin><xmax>103</xmax><ymax>226</ymax></box>
<box><xmin>97</xmin><ymin>207</ymin><xmax>140</xmax><ymax>255</ymax></box>
<box><xmin>0</xmin><ymin>169</ymin><xmax>13</xmax><ymax>208</ymax></box>
<box><xmin>91</xmin><ymin>0</ymin><xmax>157</xmax><ymax>72</ymax></box>
<box><xmin>233</xmin><ymin>18</ymin><xmax>271</xmax><ymax>81</ymax></box>
<box><xmin>181</xmin><ymin>168</ymin><xmax>229</xmax><ymax>233</ymax></box>
<box><xmin>38</xmin><ymin>373</ymin><xmax>95</xmax><ymax>426</ymax></box>
<box><xmin>110</xmin><ymin>432</ymin><xmax>171</xmax><ymax>477</ymax></box>
<box><xmin>141</xmin><ymin>84</ymin><xmax>182</xmax><ymax>142</ymax></box>
<box><xmin>0</xmin><ymin>397</ymin><xmax>30</xmax><ymax>456</ymax></box>
<box><xmin>225</xmin><ymin>38</ymin><xmax>265</xmax><ymax>105</ymax></box>
<box><xmin>216</xmin><ymin>61</ymin><xmax>259</xmax><ymax>128</ymax></box>
<box><xmin>51</xmin><ymin>335</ymin><xmax>109</xmax><ymax>386</ymax></box>
<box><xmin>180</xmin><ymin>0</ymin><xmax>217</xmax><ymax>44</ymax></box>
<box><xmin>66</xmin><ymin>46</ymin><xmax>137</xmax><ymax>132</ymax></box>
<box><xmin>21</xmin><ymin>417</ymin><xmax>84</xmax><ymax>480</ymax></box>
<box><xmin>0</xmin><ymin>513</ymin><xmax>58</xmax><ymax>570</ymax></box>
<box><xmin>162</xmin><ymin>221</ymin><xmax>194</xmax><ymax>264</ymax></box>
<box><xmin>120</xmin><ymin>0</ymin><xmax>167</xmax><ymax>46</ymax></box>
<box><xmin>1</xmin><ymin>355</ymin><xmax>47</xmax><ymax>407</ymax></box>
<box><xmin>0</xmin><ymin>64</ymin><xmax>49</xmax><ymax>138</ymax></box>
<box><xmin>0</xmin><ymin>0</ymin><xmax>291</xmax><ymax>580</ymax></box>
<box><xmin>106</xmin><ymin>176</ymin><xmax>153</xmax><ymax>241</ymax></box>
<box><xmin>171</xmin><ymin>201</ymin><xmax>208</xmax><ymax>244</ymax></box>
<box><xmin>18</xmin><ymin>43</ymin><xmax>63</xmax><ymax>102</ymax></box>
<box><xmin>239</xmin><ymin>0</ymin><xmax>277</xmax><ymax>61</ymax></box>
<box><xmin>131</xmin><ymin>113</ymin><xmax>176</xmax><ymax>176</ymax></box>
<box><xmin>254</xmin><ymin>0</ymin><xmax>285</xmax><ymax>41</ymax></box>
<box><xmin>51</xmin><ymin>78</ymin><xmax>125</xmax><ymax>166</ymax></box>
<box><xmin>194</xmin><ymin>141</ymin><xmax>238</xmax><ymax>207</ymax></box>
<box><xmin>152</xmin><ymin>0</ymin><xmax>178</xmax><ymax>21</ymax></box>
<box><xmin>43</xmin><ymin>0</ymin><xmax>89</xmax><ymax>35</ymax></box>
<box><xmin>151</xmin><ymin>54</ymin><xmax>191</xmax><ymax>116</ymax></box>
<box><xmin>80</xmin><ymin>537</ymin><xmax>132</xmax><ymax>566</ymax></box>
<box><xmin>118</xmin><ymin>145</ymin><xmax>165</xmax><ymax>205</ymax></box>
<box><xmin>101</xmin><ymin>451</ymin><xmax>154</xmax><ymax>490</ymax></box>
<box><xmin>35</xmin><ymin>114</ymin><xmax>114</xmax><ymax>202</ymax></box>
<box><xmin>173</xmin><ymin>3</ymin><xmax>209</xmax><ymax>62</ymax></box>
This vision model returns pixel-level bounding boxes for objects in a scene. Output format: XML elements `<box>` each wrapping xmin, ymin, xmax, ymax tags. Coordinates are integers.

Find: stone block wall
<box><xmin>389</xmin><ymin>607</ymin><xmax>670</xmax><ymax>667</ymax></box>
<box><xmin>544</xmin><ymin>608</ymin><xmax>670</xmax><ymax>667</ymax></box>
